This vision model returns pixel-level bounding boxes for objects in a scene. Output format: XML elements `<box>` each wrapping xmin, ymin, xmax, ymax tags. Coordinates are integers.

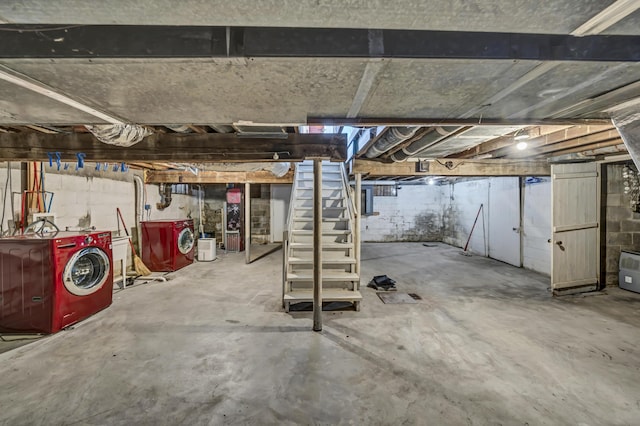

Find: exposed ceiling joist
<box><xmin>499</xmin><ymin>127</ymin><xmax>620</xmax><ymax>158</ymax></box>
<box><xmin>536</xmin><ymin>139</ymin><xmax>624</xmax><ymax>158</ymax></box>
<box><xmin>145</xmin><ymin>169</ymin><xmax>294</xmax><ymax>184</ymax></box>
<box><xmin>571</xmin><ymin>0</ymin><xmax>640</xmax><ymax>36</ymax></box>
<box><xmin>352</xmin><ymin>158</ymin><xmax>550</xmax><ymax>177</ymax></box>
<box><xmin>0</xmin><ymin>132</ymin><xmax>347</xmax><ymax>162</ymax></box>
<box><xmin>186</xmin><ymin>125</ymin><xmax>207</xmax><ymax>134</ymax></box>
<box><xmin>453</xmin><ymin>125</ymin><xmax>614</xmax><ymax>159</ymax></box>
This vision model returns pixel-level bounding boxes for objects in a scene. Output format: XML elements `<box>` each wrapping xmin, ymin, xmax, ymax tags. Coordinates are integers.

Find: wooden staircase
<box><xmin>282</xmin><ymin>160</ymin><xmax>362</xmax><ymax>312</ymax></box>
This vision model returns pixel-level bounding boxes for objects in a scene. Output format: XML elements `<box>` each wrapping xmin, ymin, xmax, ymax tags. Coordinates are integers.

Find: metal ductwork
<box><xmin>390</xmin><ymin>126</ymin><xmax>461</xmax><ymax>162</ymax></box>
<box><xmin>166</xmin><ymin>125</ymin><xmax>192</xmax><ymax>133</ymax></box>
<box><xmin>364</xmin><ymin>126</ymin><xmax>420</xmax><ymax>158</ymax></box>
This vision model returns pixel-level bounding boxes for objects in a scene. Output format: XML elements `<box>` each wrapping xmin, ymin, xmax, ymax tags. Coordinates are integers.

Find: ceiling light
<box><xmin>428</xmin><ymin>178</ymin><xmax>435</xmax><ymax>185</ymax></box>
<box><xmin>516</xmin><ymin>141</ymin><xmax>528</xmax><ymax>150</ymax></box>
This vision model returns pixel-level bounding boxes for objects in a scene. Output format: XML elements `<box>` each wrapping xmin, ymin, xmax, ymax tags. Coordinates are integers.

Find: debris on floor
<box><xmin>367</xmin><ymin>275</ymin><xmax>397</xmax><ymax>291</ymax></box>
<box><xmin>407</xmin><ymin>293</ymin><xmax>422</xmax><ymax>300</ymax></box>
<box><xmin>422</xmin><ymin>243</ymin><xmax>437</xmax><ymax>247</ymax></box>
<box><xmin>377</xmin><ymin>292</ymin><xmax>418</xmax><ymax>304</ymax></box>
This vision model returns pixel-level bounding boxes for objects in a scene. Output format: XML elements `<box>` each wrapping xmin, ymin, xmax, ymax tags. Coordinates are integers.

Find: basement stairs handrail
<box><xmin>340</xmin><ymin>162</ymin><xmax>357</xmax><ymax>224</ymax></box>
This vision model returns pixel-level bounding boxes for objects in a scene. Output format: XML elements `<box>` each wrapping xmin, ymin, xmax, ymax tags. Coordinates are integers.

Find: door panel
<box><xmin>488</xmin><ymin>177</ymin><xmax>521</xmax><ymax>267</ymax></box>
<box><xmin>552</xmin><ymin>228</ymin><xmax>598</xmax><ymax>289</ymax></box>
<box><xmin>271</xmin><ymin>184</ymin><xmax>292</xmax><ymax>242</ymax></box>
<box><xmin>551</xmin><ymin>163</ymin><xmax>600</xmax><ymax>294</ymax></box>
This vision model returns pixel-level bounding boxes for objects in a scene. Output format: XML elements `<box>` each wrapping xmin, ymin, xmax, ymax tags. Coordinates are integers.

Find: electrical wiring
<box><xmin>435</xmin><ymin>159</ymin><xmax>464</xmax><ymax>170</ymax></box>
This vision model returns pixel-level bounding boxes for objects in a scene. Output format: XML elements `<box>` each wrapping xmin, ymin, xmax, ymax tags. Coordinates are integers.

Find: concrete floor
<box><xmin>1</xmin><ymin>242</ymin><xmax>640</xmax><ymax>425</ymax></box>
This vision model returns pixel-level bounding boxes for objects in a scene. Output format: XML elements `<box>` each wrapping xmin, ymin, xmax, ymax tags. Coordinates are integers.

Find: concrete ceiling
<box><xmin>0</xmin><ymin>1</ymin><xmax>639</xmax><ymax>164</ymax></box>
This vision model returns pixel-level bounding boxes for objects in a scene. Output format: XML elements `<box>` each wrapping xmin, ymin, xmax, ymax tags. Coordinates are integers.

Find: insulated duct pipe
<box><xmin>364</xmin><ymin>126</ymin><xmax>420</xmax><ymax>158</ymax></box>
<box><xmin>390</xmin><ymin>126</ymin><xmax>461</xmax><ymax>162</ymax></box>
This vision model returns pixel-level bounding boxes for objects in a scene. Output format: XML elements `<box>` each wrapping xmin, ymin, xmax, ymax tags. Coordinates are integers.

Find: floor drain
<box><xmin>407</xmin><ymin>293</ymin><xmax>422</xmax><ymax>300</ymax></box>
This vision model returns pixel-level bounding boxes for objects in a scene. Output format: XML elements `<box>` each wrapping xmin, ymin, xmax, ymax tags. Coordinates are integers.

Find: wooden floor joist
<box><xmin>352</xmin><ymin>158</ymin><xmax>551</xmax><ymax>177</ymax></box>
<box><xmin>0</xmin><ymin>132</ymin><xmax>347</xmax><ymax>163</ymax></box>
<box><xmin>145</xmin><ymin>169</ymin><xmax>294</xmax><ymax>184</ymax></box>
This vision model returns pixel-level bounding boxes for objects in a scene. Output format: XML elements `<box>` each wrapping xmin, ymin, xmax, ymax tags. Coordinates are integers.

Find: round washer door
<box><xmin>63</xmin><ymin>247</ymin><xmax>111</xmax><ymax>296</ymax></box>
<box><xmin>177</xmin><ymin>228</ymin><xmax>195</xmax><ymax>255</ymax></box>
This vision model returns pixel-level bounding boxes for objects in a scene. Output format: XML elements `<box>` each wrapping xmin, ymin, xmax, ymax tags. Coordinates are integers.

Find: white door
<box><xmin>488</xmin><ymin>177</ymin><xmax>521</xmax><ymax>267</ymax></box>
<box><xmin>270</xmin><ymin>184</ymin><xmax>292</xmax><ymax>242</ymax></box>
<box><xmin>551</xmin><ymin>163</ymin><xmax>600</xmax><ymax>295</ymax></box>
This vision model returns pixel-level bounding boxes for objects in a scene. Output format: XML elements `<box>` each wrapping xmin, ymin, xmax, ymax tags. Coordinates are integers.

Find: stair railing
<box><xmin>282</xmin><ymin>163</ymin><xmax>301</xmax><ymax>299</ymax></box>
<box><xmin>340</xmin><ymin>162</ymin><xmax>357</xmax><ymax>226</ymax></box>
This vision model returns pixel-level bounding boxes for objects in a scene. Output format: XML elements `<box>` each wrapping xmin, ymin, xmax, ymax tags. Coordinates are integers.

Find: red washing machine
<box><xmin>0</xmin><ymin>231</ymin><xmax>113</xmax><ymax>334</ymax></box>
<box><xmin>141</xmin><ymin>219</ymin><xmax>195</xmax><ymax>272</ymax></box>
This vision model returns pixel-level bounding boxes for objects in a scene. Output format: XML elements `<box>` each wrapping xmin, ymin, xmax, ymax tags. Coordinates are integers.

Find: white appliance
<box><xmin>619</xmin><ymin>250</ymin><xmax>640</xmax><ymax>293</ymax></box>
<box><xmin>112</xmin><ymin>235</ymin><xmax>131</xmax><ymax>288</ymax></box>
<box><xmin>198</xmin><ymin>238</ymin><xmax>217</xmax><ymax>261</ymax></box>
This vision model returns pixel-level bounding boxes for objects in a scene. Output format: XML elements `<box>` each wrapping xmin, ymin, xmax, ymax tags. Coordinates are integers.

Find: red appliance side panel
<box><xmin>51</xmin><ymin>232</ymin><xmax>114</xmax><ymax>332</ymax></box>
<box><xmin>142</xmin><ymin>221</ymin><xmax>174</xmax><ymax>272</ymax></box>
<box><xmin>0</xmin><ymin>240</ymin><xmax>53</xmax><ymax>333</ymax></box>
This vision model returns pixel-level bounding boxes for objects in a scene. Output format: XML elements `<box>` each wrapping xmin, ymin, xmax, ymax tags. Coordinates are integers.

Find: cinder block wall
<box><xmin>361</xmin><ymin>184</ymin><xmax>445</xmax><ymax>242</ymax></box>
<box><xmin>603</xmin><ymin>163</ymin><xmax>640</xmax><ymax>287</ymax></box>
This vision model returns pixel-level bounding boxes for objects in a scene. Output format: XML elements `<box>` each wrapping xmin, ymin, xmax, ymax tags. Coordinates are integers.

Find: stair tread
<box><xmin>289</xmin><ymin>242</ymin><xmax>353</xmax><ymax>249</ymax></box>
<box><xmin>287</xmin><ymin>271</ymin><xmax>360</xmax><ymax>281</ymax></box>
<box><xmin>284</xmin><ymin>289</ymin><xmax>362</xmax><ymax>301</ymax></box>
<box><xmin>296</xmin><ymin>196</ymin><xmax>344</xmax><ymax>200</ymax></box>
<box><xmin>297</xmin><ymin>178</ymin><xmax>342</xmax><ymax>182</ymax></box>
<box><xmin>288</xmin><ymin>256</ymin><xmax>355</xmax><ymax>264</ymax></box>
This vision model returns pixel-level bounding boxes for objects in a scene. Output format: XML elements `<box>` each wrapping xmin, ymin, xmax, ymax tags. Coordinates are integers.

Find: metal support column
<box><xmin>245</xmin><ymin>182</ymin><xmax>251</xmax><ymax>264</ymax></box>
<box><xmin>355</xmin><ymin>173</ymin><xmax>362</xmax><ymax>278</ymax></box>
<box><xmin>313</xmin><ymin>159</ymin><xmax>323</xmax><ymax>331</ymax></box>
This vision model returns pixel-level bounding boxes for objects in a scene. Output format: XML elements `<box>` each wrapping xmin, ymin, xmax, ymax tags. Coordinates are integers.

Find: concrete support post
<box><xmin>245</xmin><ymin>182</ymin><xmax>251</xmax><ymax>264</ymax></box>
<box><xmin>313</xmin><ymin>159</ymin><xmax>323</xmax><ymax>331</ymax></box>
<box><xmin>355</xmin><ymin>173</ymin><xmax>362</xmax><ymax>278</ymax></box>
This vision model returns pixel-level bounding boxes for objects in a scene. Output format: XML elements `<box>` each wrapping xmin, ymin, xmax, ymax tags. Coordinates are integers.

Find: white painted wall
<box><xmin>443</xmin><ymin>179</ymin><xmax>489</xmax><ymax>255</ymax></box>
<box><xmin>46</xmin><ymin>171</ymin><xmax>137</xmax><ymax>232</ymax></box>
<box><xmin>271</xmin><ymin>184</ymin><xmax>291</xmax><ymax>242</ymax></box>
<box><xmin>522</xmin><ymin>178</ymin><xmax>551</xmax><ymax>275</ymax></box>
<box><xmin>488</xmin><ymin>177</ymin><xmax>521</xmax><ymax>267</ymax></box>
<box><xmin>361</xmin><ymin>184</ymin><xmax>444</xmax><ymax>242</ymax></box>
<box><xmin>143</xmin><ymin>184</ymin><xmax>200</xmax><ymax>223</ymax></box>
<box><xmin>442</xmin><ymin>177</ymin><xmax>551</xmax><ymax>275</ymax></box>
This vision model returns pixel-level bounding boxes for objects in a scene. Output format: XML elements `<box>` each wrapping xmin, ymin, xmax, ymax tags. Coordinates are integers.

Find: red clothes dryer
<box><xmin>0</xmin><ymin>231</ymin><xmax>113</xmax><ymax>334</ymax></box>
<box><xmin>141</xmin><ymin>219</ymin><xmax>195</xmax><ymax>272</ymax></box>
